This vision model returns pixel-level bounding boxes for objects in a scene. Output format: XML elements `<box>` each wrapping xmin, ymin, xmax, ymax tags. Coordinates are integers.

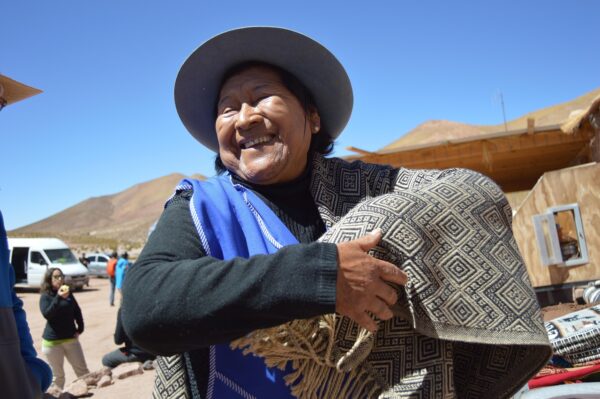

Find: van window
<box><xmin>31</xmin><ymin>251</ymin><xmax>46</xmax><ymax>265</ymax></box>
<box><xmin>45</xmin><ymin>249</ymin><xmax>78</xmax><ymax>265</ymax></box>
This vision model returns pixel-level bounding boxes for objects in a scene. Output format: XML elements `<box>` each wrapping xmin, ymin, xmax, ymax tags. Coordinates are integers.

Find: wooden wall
<box><xmin>348</xmin><ymin>128</ymin><xmax>593</xmax><ymax>192</ymax></box>
<box><xmin>512</xmin><ymin>162</ymin><xmax>600</xmax><ymax>287</ymax></box>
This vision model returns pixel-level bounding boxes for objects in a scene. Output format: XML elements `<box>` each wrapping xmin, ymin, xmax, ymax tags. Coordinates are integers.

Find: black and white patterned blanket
<box><xmin>233</xmin><ymin>155</ymin><xmax>551</xmax><ymax>398</ymax></box>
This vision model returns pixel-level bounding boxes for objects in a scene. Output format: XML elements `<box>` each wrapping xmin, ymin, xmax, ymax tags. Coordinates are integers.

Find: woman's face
<box><xmin>215</xmin><ymin>66</ymin><xmax>320</xmax><ymax>185</ymax></box>
<box><xmin>51</xmin><ymin>270</ymin><xmax>64</xmax><ymax>290</ymax></box>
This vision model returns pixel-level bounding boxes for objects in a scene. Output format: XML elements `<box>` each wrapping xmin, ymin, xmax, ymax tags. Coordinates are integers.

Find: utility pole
<box><xmin>499</xmin><ymin>91</ymin><xmax>508</xmax><ymax>133</ymax></box>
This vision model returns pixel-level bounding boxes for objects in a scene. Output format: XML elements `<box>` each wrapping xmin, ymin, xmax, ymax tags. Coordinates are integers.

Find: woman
<box><xmin>122</xmin><ymin>27</ymin><xmax>550</xmax><ymax>398</ymax></box>
<box><xmin>39</xmin><ymin>267</ymin><xmax>89</xmax><ymax>390</ymax></box>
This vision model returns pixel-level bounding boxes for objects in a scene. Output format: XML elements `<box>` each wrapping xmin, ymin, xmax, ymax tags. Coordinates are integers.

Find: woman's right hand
<box><xmin>335</xmin><ymin>229</ymin><xmax>408</xmax><ymax>333</ymax></box>
<box><xmin>58</xmin><ymin>285</ymin><xmax>70</xmax><ymax>299</ymax></box>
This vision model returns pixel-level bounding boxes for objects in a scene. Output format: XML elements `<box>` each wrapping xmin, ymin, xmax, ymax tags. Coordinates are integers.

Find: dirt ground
<box><xmin>540</xmin><ymin>301</ymin><xmax>597</xmax><ymax>321</ymax></box>
<box><xmin>16</xmin><ymin>277</ymin><xmax>154</xmax><ymax>398</ymax></box>
<box><xmin>19</xmin><ymin>276</ymin><xmax>594</xmax><ymax>397</ymax></box>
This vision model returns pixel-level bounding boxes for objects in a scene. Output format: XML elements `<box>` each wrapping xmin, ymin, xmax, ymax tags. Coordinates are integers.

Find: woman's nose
<box><xmin>235</xmin><ymin>103</ymin><xmax>262</xmax><ymax>131</ymax></box>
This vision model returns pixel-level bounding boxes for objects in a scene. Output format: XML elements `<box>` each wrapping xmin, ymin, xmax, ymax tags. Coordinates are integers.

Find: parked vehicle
<box><xmin>85</xmin><ymin>253</ymin><xmax>110</xmax><ymax>277</ymax></box>
<box><xmin>8</xmin><ymin>238</ymin><xmax>89</xmax><ymax>289</ymax></box>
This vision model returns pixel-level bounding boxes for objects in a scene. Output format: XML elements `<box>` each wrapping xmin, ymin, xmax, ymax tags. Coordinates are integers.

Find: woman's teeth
<box><xmin>242</xmin><ymin>136</ymin><xmax>273</xmax><ymax>149</ymax></box>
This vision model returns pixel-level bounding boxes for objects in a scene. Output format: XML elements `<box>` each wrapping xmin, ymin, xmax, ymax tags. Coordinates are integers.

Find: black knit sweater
<box><xmin>39</xmin><ymin>291</ymin><xmax>84</xmax><ymax>341</ymax></box>
<box><xmin>121</xmin><ymin>167</ymin><xmax>338</xmax><ymax>397</ymax></box>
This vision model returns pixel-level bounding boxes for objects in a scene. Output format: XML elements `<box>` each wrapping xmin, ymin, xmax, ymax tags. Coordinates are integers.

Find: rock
<box><xmin>142</xmin><ymin>359</ymin><xmax>155</xmax><ymax>370</ymax></box>
<box><xmin>58</xmin><ymin>393</ymin><xmax>77</xmax><ymax>399</ymax></box>
<box><xmin>97</xmin><ymin>374</ymin><xmax>113</xmax><ymax>388</ymax></box>
<box><xmin>77</xmin><ymin>367</ymin><xmax>112</xmax><ymax>386</ymax></box>
<box><xmin>64</xmin><ymin>379</ymin><xmax>88</xmax><ymax>397</ymax></box>
<box><xmin>45</xmin><ymin>384</ymin><xmax>62</xmax><ymax>398</ymax></box>
<box><xmin>112</xmin><ymin>362</ymin><xmax>143</xmax><ymax>379</ymax></box>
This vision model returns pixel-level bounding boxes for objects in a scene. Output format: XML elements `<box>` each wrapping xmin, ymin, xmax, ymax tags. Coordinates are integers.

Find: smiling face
<box><xmin>215</xmin><ymin>65</ymin><xmax>320</xmax><ymax>185</ymax></box>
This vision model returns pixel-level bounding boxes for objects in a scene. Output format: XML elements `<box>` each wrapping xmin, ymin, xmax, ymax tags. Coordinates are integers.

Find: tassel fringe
<box><xmin>231</xmin><ymin>314</ymin><xmax>384</xmax><ymax>398</ymax></box>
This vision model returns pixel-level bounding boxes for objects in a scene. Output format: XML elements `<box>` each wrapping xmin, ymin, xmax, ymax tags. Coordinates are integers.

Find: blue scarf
<box><xmin>177</xmin><ymin>175</ymin><xmax>297</xmax><ymax>398</ymax></box>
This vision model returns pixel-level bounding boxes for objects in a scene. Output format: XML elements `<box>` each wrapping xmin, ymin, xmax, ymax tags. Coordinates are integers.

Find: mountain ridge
<box><xmin>9</xmin><ymin>172</ymin><xmax>206</xmax><ymax>252</ymax></box>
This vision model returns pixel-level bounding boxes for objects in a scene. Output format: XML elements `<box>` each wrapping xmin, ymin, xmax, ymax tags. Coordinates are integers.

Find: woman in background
<box><xmin>39</xmin><ymin>267</ymin><xmax>89</xmax><ymax>390</ymax></box>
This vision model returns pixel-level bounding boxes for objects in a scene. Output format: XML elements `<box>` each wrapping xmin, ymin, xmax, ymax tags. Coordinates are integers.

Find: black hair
<box><xmin>213</xmin><ymin>61</ymin><xmax>334</xmax><ymax>174</ymax></box>
<box><xmin>40</xmin><ymin>267</ymin><xmax>64</xmax><ymax>294</ymax></box>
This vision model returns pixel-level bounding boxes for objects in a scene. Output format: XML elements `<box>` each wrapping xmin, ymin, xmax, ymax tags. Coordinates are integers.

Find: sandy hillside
<box><xmin>17</xmin><ymin>277</ymin><xmax>155</xmax><ymax>398</ymax></box>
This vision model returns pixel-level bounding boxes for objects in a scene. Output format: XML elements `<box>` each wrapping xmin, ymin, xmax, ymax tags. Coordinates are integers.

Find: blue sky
<box><xmin>2</xmin><ymin>0</ymin><xmax>599</xmax><ymax>230</ymax></box>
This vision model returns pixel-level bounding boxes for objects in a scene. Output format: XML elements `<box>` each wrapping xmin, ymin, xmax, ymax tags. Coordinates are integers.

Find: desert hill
<box><xmin>9</xmin><ymin>173</ymin><xmax>205</xmax><ymax>252</ymax></box>
<box><xmin>381</xmin><ymin>87</ymin><xmax>600</xmax><ymax>150</ymax></box>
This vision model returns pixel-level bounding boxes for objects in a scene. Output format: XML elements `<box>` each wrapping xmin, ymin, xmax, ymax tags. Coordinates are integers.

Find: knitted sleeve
<box><xmin>121</xmin><ymin>192</ymin><xmax>338</xmax><ymax>355</ymax></box>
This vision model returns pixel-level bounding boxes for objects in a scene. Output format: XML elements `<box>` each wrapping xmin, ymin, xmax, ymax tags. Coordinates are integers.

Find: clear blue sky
<box><xmin>2</xmin><ymin>1</ymin><xmax>599</xmax><ymax>230</ymax></box>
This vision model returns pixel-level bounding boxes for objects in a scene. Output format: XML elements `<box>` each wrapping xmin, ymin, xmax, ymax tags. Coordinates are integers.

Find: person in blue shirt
<box><xmin>1</xmin><ymin>74</ymin><xmax>53</xmax><ymax>398</ymax></box>
<box><xmin>115</xmin><ymin>252</ymin><xmax>129</xmax><ymax>302</ymax></box>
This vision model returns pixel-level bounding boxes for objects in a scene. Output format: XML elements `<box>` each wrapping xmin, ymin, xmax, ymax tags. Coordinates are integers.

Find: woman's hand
<box><xmin>335</xmin><ymin>229</ymin><xmax>408</xmax><ymax>332</ymax></box>
<box><xmin>58</xmin><ymin>285</ymin><xmax>70</xmax><ymax>299</ymax></box>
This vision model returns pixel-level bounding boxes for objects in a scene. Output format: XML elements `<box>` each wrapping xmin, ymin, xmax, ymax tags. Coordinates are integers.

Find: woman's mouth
<box><xmin>241</xmin><ymin>135</ymin><xmax>276</xmax><ymax>149</ymax></box>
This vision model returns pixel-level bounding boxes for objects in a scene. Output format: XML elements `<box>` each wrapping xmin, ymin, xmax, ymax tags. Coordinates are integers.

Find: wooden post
<box><xmin>590</xmin><ymin>110</ymin><xmax>600</xmax><ymax>162</ymax></box>
<box><xmin>527</xmin><ymin>118</ymin><xmax>535</xmax><ymax>135</ymax></box>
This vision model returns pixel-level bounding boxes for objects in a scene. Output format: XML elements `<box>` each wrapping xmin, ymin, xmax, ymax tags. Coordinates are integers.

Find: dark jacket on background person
<box><xmin>114</xmin><ymin>308</ymin><xmax>154</xmax><ymax>360</ymax></box>
<box><xmin>39</xmin><ymin>291</ymin><xmax>84</xmax><ymax>340</ymax></box>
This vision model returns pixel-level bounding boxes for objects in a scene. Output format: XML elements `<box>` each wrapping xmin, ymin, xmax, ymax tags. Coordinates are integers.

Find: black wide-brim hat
<box><xmin>174</xmin><ymin>27</ymin><xmax>353</xmax><ymax>153</ymax></box>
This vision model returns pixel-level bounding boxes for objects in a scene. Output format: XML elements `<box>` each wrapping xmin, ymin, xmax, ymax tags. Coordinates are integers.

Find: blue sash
<box><xmin>177</xmin><ymin>176</ymin><xmax>297</xmax><ymax>398</ymax></box>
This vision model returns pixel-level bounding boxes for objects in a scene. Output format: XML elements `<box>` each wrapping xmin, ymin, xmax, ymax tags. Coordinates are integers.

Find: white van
<box><xmin>8</xmin><ymin>238</ymin><xmax>89</xmax><ymax>289</ymax></box>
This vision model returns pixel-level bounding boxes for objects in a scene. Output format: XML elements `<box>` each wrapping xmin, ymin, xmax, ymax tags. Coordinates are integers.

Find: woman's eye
<box><xmin>254</xmin><ymin>95</ymin><xmax>269</xmax><ymax>105</ymax></box>
<box><xmin>221</xmin><ymin>107</ymin><xmax>237</xmax><ymax>115</ymax></box>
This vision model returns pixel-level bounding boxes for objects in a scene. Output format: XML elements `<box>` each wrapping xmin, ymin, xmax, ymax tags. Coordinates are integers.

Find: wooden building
<box><xmin>346</xmin><ymin>91</ymin><xmax>600</xmax><ymax>300</ymax></box>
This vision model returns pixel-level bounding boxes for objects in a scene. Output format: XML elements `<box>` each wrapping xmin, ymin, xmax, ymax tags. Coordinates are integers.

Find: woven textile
<box><xmin>232</xmin><ymin>156</ymin><xmax>551</xmax><ymax>398</ymax></box>
<box><xmin>152</xmin><ymin>355</ymin><xmax>188</xmax><ymax>398</ymax></box>
<box><xmin>545</xmin><ymin>305</ymin><xmax>600</xmax><ymax>366</ymax></box>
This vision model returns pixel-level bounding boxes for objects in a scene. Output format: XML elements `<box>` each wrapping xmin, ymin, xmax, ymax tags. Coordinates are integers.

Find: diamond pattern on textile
<box><xmin>308</xmin><ymin>156</ymin><xmax>550</xmax><ymax>398</ymax></box>
<box><xmin>428</xmin><ymin>181</ymin><xmax>464</xmax><ymax>205</ymax></box>
<box><xmin>340</xmin><ymin>169</ymin><xmax>361</xmax><ymax>195</ymax></box>
<box><xmin>439</xmin><ymin>253</ymin><xmax>481</xmax><ymax>286</ymax></box>
<box><xmin>153</xmin><ymin>355</ymin><xmax>189</xmax><ymax>399</ymax></box>
<box><xmin>386</xmin><ymin>219</ymin><xmax>423</xmax><ymax>257</ymax></box>
<box><xmin>444</xmin><ymin>294</ymin><xmax>481</xmax><ymax>326</ymax></box>
<box><xmin>490</xmin><ymin>241</ymin><xmax>521</xmax><ymax>272</ymax></box>
<box><xmin>481</xmin><ymin>207</ymin><xmax>507</xmax><ymax>237</ymax></box>
<box><xmin>203</xmin><ymin>156</ymin><xmax>552</xmax><ymax>399</ymax></box>
<box><xmin>496</xmin><ymin>282</ymin><xmax>536</xmax><ymax>316</ymax></box>
<box><xmin>435</xmin><ymin>212</ymin><xmax>473</xmax><ymax>245</ymax></box>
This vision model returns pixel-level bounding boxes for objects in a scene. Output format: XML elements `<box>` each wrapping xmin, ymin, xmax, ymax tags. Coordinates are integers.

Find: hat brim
<box><xmin>0</xmin><ymin>75</ymin><xmax>42</xmax><ymax>106</ymax></box>
<box><xmin>174</xmin><ymin>27</ymin><xmax>353</xmax><ymax>152</ymax></box>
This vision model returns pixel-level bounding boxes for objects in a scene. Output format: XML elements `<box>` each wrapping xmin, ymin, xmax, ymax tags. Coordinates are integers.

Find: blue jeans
<box><xmin>109</xmin><ymin>277</ymin><xmax>116</xmax><ymax>306</ymax></box>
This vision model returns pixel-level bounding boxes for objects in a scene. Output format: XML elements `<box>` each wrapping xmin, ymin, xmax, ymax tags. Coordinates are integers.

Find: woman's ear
<box><xmin>308</xmin><ymin>105</ymin><xmax>321</xmax><ymax>135</ymax></box>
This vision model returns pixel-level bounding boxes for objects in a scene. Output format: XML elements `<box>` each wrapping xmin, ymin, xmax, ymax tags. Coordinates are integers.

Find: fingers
<box><xmin>377</xmin><ymin>260</ymin><xmax>409</xmax><ymax>286</ymax></box>
<box><xmin>336</xmin><ymin>228</ymin><xmax>412</xmax><ymax>333</ymax></box>
<box><xmin>374</xmin><ymin>280</ymin><xmax>398</xmax><ymax>306</ymax></box>
<box><xmin>367</xmin><ymin>297</ymin><xmax>394</xmax><ymax>321</ymax></box>
<box><xmin>347</xmin><ymin>298</ymin><xmax>392</xmax><ymax>333</ymax></box>
<box><xmin>353</xmin><ymin>311</ymin><xmax>378</xmax><ymax>333</ymax></box>
<box><xmin>356</xmin><ymin>228</ymin><xmax>382</xmax><ymax>251</ymax></box>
